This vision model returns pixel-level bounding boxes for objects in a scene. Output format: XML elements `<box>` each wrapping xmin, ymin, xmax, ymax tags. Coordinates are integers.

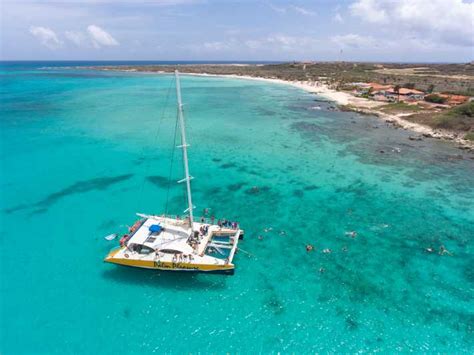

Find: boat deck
<box><xmin>119</xmin><ymin>214</ymin><xmax>243</xmax><ymax>266</ymax></box>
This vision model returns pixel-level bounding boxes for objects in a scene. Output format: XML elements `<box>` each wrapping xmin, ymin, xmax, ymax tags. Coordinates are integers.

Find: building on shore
<box><xmin>351</xmin><ymin>82</ymin><xmax>470</xmax><ymax>107</ymax></box>
<box><xmin>386</xmin><ymin>88</ymin><xmax>425</xmax><ymax>102</ymax></box>
<box><xmin>351</xmin><ymin>82</ymin><xmax>425</xmax><ymax>102</ymax></box>
<box><xmin>438</xmin><ymin>94</ymin><xmax>470</xmax><ymax>106</ymax></box>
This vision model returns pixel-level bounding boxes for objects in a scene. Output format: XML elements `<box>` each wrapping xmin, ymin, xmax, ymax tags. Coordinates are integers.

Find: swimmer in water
<box><xmin>306</xmin><ymin>244</ymin><xmax>314</xmax><ymax>252</ymax></box>
<box><xmin>342</xmin><ymin>246</ymin><xmax>348</xmax><ymax>252</ymax></box>
<box><xmin>319</xmin><ymin>267</ymin><xmax>325</xmax><ymax>273</ymax></box>
<box><xmin>345</xmin><ymin>231</ymin><xmax>357</xmax><ymax>238</ymax></box>
<box><xmin>439</xmin><ymin>245</ymin><xmax>452</xmax><ymax>256</ymax></box>
<box><xmin>258</xmin><ymin>235</ymin><xmax>264</xmax><ymax>240</ymax></box>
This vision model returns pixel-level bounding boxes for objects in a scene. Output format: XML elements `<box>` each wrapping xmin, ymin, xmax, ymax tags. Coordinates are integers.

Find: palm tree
<box><xmin>393</xmin><ymin>85</ymin><xmax>401</xmax><ymax>102</ymax></box>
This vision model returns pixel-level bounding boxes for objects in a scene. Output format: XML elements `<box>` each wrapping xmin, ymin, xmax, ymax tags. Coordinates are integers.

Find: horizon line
<box><xmin>1</xmin><ymin>59</ymin><xmax>472</xmax><ymax>64</ymax></box>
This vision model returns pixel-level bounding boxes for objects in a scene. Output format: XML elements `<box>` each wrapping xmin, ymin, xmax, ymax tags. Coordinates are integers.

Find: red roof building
<box><xmin>387</xmin><ymin>88</ymin><xmax>425</xmax><ymax>95</ymax></box>
<box><xmin>368</xmin><ymin>82</ymin><xmax>393</xmax><ymax>91</ymax></box>
<box><xmin>439</xmin><ymin>94</ymin><xmax>469</xmax><ymax>105</ymax></box>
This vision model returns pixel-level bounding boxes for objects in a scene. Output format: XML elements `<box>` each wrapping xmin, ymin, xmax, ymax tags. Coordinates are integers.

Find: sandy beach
<box><xmin>176</xmin><ymin>72</ymin><xmax>473</xmax><ymax>150</ymax></box>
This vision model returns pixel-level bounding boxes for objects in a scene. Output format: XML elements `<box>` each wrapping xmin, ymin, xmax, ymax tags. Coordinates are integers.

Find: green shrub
<box><xmin>464</xmin><ymin>132</ymin><xmax>474</xmax><ymax>141</ymax></box>
<box><xmin>425</xmin><ymin>94</ymin><xmax>447</xmax><ymax>104</ymax></box>
<box><xmin>381</xmin><ymin>102</ymin><xmax>422</xmax><ymax>113</ymax></box>
<box><xmin>434</xmin><ymin>102</ymin><xmax>474</xmax><ymax>131</ymax></box>
<box><xmin>449</xmin><ymin>101</ymin><xmax>474</xmax><ymax>118</ymax></box>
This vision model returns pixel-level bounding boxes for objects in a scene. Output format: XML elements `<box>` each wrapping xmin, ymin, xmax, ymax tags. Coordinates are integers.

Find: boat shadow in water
<box><xmin>101</xmin><ymin>267</ymin><xmax>227</xmax><ymax>290</ymax></box>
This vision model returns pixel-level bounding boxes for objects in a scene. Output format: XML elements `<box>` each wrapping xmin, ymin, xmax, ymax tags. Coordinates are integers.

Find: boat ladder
<box><xmin>227</xmin><ymin>229</ymin><xmax>241</xmax><ymax>264</ymax></box>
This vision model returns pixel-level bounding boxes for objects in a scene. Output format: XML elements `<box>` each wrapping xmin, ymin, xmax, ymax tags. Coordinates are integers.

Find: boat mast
<box><xmin>175</xmin><ymin>70</ymin><xmax>194</xmax><ymax>231</ymax></box>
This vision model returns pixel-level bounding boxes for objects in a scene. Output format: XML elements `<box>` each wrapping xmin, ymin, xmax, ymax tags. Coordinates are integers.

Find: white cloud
<box><xmin>331</xmin><ymin>34</ymin><xmax>376</xmax><ymax>48</ymax></box>
<box><xmin>188</xmin><ymin>35</ymin><xmax>320</xmax><ymax>55</ymax></box>
<box><xmin>333</xmin><ymin>13</ymin><xmax>344</xmax><ymax>23</ymax></box>
<box><xmin>269</xmin><ymin>3</ymin><xmax>316</xmax><ymax>16</ymax></box>
<box><xmin>290</xmin><ymin>5</ymin><xmax>316</xmax><ymax>16</ymax></box>
<box><xmin>244</xmin><ymin>40</ymin><xmax>261</xmax><ymax>49</ymax></box>
<box><xmin>350</xmin><ymin>0</ymin><xmax>474</xmax><ymax>47</ymax></box>
<box><xmin>29</xmin><ymin>26</ymin><xmax>62</xmax><ymax>49</ymax></box>
<box><xmin>267</xmin><ymin>35</ymin><xmax>301</xmax><ymax>48</ymax></box>
<box><xmin>350</xmin><ymin>0</ymin><xmax>387</xmax><ymax>23</ymax></box>
<box><xmin>203</xmin><ymin>41</ymin><xmax>230</xmax><ymax>51</ymax></box>
<box><xmin>265</xmin><ymin>35</ymin><xmax>320</xmax><ymax>51</ymax></box>
<box><xmin>64</xmin><ymin>31</ymin><xmax>87</xmax><ymax>46</ymax></box>
<box><xmin>87</xmin><ymin>25</ymin><xmax>119</xmax><ymax>48</ymax></box>
<box><xmin>268</xmin><ymin>3</ymin><xmax>286</xmax><ymax>13</ymax></box>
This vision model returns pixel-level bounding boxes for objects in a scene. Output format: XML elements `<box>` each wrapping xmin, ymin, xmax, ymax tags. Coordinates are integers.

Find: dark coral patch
<box><xmin>221</xmin><ymin>162</ymin><xmax>237</xmax><ymax>169</ymax></box>
<box><xmin>123</xmin><ymin>308</ymin><xmax>131</xmax><ymax>319</ymax></box>
<box><xmin>266</xmin><ymin>295</ymin><xmax>285</xmax><ymax>315</ymax></box>
<box><xmin>244</xmin><ymin>186</ymin><xmax>270</xmax><ymax>195</ymax></box>
<box><xmin>5</xmin><ymin>174</ymin><xmax>134</xmax><ymax>214</ymax></box>
<box><xmin>147</xmin><ymin>175</ymin><xmax>171</xmax><ymax>188</ymax></box>
<box><xmin>345</xmin><ymin>316</ymin><xmax>359</xmax><ymax>331</ymax></box>
<box><xmin>293</xmin><ymin>189</ymin><xmax>304</xmax><ymax>198</ymax></box>
<box><xmin>227</xmin><ymin>182</ymin><xmax>247</xmax><ymax>191</ymax></box>
<box><xmin>207</xmin><ymin>187</ymin><xmax>222</xmax><ymax>195</ymax></box>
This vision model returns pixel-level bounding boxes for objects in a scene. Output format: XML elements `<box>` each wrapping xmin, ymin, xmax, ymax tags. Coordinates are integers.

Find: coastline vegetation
<box><xmin>424</xmin><ymin>94</ymin><xmax>447</xmax><ymax>104</ymax></box>
<box><xmin>406</xmin><ymin>102</ymin><xmax>474</xmax><ymax>133</ymax></box>
<box><xmin>380</xmin><ymin>102</ymin><xmax>423</xmax><ymax>113</ymax></box>
<box><xmin>434</xmin><ymin>102</ymin><xmax>474</xmax><ymax>131</ymax></box>
<box><xmin>464</xmin><ymin>132</ymin><xmax>474</xmax><ymax>141</ymax></box>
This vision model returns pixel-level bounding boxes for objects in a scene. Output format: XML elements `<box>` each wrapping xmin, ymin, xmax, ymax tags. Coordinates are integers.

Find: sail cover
<box><xmin>149</xmin><ymin>224</ymin><xmax>162</xmax><ymax>233</ymax></box>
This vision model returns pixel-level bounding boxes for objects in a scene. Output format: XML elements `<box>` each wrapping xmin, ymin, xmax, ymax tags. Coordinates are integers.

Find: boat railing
<box><xmin>137</xmin><ymin>213</ymin><xmax>191</xmax><ymax>228</ymax></box>
<box><xmin>227</xmin><ymin>229</ymin><xmax>241</xmax><ymax>265</ymax></box>
<box><xmin>141</xmin><ymin>213</ymin><xmax>240</xmax><ymax>230</ymax></box>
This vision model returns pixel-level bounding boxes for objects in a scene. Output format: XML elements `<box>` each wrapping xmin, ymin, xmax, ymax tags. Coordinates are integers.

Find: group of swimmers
<box><xmin>198</xmin><ymin>214</ymin><xmax>239</xmax><ymax>230</ymax></box>
<box><xmin>306</xmin><ymin>244</ymin><xmax>349</xmax><ymax>254</ymax></box>
<box><xmin>217</xmin><ymin>219</ymin><xmax>239</xmax><ymax>229</ymax></box>
<box><xmin>425</xmin><ymin>245</ymin><xmax>453</xmax><ymax>256</ymax></box>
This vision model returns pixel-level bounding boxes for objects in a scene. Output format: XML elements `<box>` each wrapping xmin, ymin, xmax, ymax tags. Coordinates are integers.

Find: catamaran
<box><xmin>104</xmin><ymin>71</ymin><xmax>243</xmax><ymax>275</ymax></box>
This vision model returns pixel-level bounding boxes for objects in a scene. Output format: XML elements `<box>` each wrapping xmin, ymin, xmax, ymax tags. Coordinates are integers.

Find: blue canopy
<box><xmin>149</xmin><ymin>224</ymin><xmax>162</xmax><ymax>233</ymax></box>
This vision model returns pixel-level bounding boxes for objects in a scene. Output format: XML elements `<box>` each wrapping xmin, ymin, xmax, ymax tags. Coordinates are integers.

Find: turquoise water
<box><xmin>1</xmin><ymin>63</ymin><xmax>473</xmax><ymax>353</ymax></box>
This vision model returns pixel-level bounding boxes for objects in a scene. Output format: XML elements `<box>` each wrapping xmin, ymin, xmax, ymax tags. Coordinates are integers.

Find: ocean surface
<box><xmin>1</xmin><ymin>62</ymin><xmax>473</xmax><ymax>353</ymax></box>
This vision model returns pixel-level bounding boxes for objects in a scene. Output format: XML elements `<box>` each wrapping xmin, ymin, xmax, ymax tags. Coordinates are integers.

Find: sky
<box><xmin>1</xmin><ymin>0</ymin><xmax>473</xmax><ymax>62</ymax></box>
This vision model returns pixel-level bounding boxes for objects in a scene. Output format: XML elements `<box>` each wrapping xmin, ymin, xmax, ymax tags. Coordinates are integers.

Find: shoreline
<box><xmin>97</xmin><ymin>68</ymin><xmax>474</xmax><ymax>151</ymax></box>
<box><xmin>184</xmin><ymin>72</ymin><xmax>474</xmax><ymax>150</ymax></box>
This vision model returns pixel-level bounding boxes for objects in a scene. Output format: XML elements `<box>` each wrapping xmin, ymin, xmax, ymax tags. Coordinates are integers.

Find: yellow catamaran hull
<box><xmin>105</xmin><ymin>244</ymin><xmax>237</xmax><ymax>275</ymax></box>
